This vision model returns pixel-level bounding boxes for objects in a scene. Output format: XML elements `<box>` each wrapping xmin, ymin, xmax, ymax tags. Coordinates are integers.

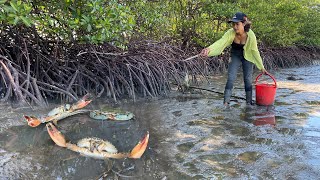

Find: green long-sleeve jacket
<box><xmin>207</xmin><ymin>28</ymin><xmax>265</xmax><ymax>70</ymax></box>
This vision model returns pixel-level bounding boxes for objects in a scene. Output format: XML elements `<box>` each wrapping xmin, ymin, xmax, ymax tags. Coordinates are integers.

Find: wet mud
<box><xmin>1</xmin><ymin>65</ymin><xmax>320</xmax><ymax>179</ymax></box>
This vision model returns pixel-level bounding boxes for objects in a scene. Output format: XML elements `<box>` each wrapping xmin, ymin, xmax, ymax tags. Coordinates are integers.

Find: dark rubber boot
<box><xmin>224</xmin><ymin>89</ymin><xmax>232</xmax><ymax>105</ymax></box>
<box><xmin>246</xmin><ymin>91</ymin><xmax>253</xmax><ymax>105</ymax></box>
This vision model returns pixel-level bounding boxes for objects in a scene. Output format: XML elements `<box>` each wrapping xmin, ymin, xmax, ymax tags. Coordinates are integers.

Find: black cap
<box><xmin>228</xmin><ymin>12</ymin><xmax>247</xmax><ymax>23</ymax></box>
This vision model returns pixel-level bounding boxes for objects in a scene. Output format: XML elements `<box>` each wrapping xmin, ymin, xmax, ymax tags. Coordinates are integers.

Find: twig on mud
<box><xmin>61</xmin><ymin>154</ymin><xmax>79</xmax><ymax>162</ymax></box>
<box><xmin>111</xmin><ymin>165</ymin><xmax>142</xmax><ymax>179</ymax></box>
<box><xmin>95</xmin><ymin>160</ymin><xmax>114</xmax><ymax>180</ymax></box>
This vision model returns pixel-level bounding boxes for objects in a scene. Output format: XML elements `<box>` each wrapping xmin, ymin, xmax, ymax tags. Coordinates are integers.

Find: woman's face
<box><xmin>232</xmin><ymin>22</ymin><xmax>245</xmax><ymax>34</ymax></box>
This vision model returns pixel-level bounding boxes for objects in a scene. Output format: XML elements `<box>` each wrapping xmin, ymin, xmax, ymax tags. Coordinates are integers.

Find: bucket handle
<box><xmin>255</xmin><ymin>72</ymin><xmax>277</xmax><ymax>88</ymax></box>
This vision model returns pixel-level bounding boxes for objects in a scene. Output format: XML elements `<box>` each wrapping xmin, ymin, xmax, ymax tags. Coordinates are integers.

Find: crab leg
<box><xmin>46</xmin><ymin>122</ymin><xmax>67</xmax><ymax>147</ymax></box>
<box><xmin>25</xmin><ymin>94</ymin><xmax>92</xmax><ymax>127</ymax></box>
<box><xmin>25</xmin><ymin>109</ymin><xmax>90</xmax><ymax>127</ymax></box>
<box><xmin>129</xmin><ymin>131</ymin><xmax>149</xmax><ymax>158</ymax></box>
<box><xmin>70</xmin><ymin>93</ymin><xmax>93</xmax><ymax>111</ymax></box>
<box><xmin>25</xmin><ymin>115</ymin><xmax>43</xmax><ymax>127</ymax></box>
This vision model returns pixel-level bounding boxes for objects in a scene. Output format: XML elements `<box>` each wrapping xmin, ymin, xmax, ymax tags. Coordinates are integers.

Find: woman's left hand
<box><xmin>199</xmin><ymin>48</ymin><xmax>209</xmax><ymax>57</ymax></box>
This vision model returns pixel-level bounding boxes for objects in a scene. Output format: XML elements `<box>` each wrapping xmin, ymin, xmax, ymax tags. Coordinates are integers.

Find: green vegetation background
<box><xmin>1</xmin><ymin>0</ymin><xmax>319</xmax><ymax>48</ymax></box>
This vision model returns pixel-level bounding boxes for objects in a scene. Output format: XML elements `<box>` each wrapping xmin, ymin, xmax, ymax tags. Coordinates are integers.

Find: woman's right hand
<box><xmin>261</xmin><ymin>69</ymin><xmax>268</xmax><ymax>74</ymax></box>
<box><xmin>199</xmin><ymin>48</ymin><xmax>210</xmax><ymax>57</ymax></box>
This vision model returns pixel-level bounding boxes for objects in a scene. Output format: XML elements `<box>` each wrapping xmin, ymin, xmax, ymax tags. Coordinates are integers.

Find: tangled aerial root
<box><xmin>0</xmin><ymin>37</ymin><xmax>319</xmax><ymax>106</ymax></box>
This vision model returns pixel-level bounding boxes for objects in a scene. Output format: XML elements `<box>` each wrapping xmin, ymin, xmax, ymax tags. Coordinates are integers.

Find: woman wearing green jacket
<box><xmin>200</xmin><ymin>12</ymin><xmax>267</xmax><ymax>106</ymax></box>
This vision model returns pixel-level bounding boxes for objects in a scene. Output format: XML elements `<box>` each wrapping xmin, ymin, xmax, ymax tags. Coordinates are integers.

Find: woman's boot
<box><xmin>224</xmin><ymin>89</ymin><xmax>232</xmax><ymax>105</ymax></box>
<box><xmin>246</xmin><ymin>90</ymin><xmax>253</xmax><ymax>105</ymax></box>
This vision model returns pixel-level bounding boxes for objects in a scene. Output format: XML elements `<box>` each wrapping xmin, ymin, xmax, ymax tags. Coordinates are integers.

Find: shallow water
<box><xmin>1</xmin><ymin>65</ymin><xmax>320</xmax><ymax>179</ymax></box>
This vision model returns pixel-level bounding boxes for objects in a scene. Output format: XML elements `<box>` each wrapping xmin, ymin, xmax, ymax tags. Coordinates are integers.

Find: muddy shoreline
<box><xmin>1</xmin><ymin>65</ymin><xmax>320</xmax><ymax>179</ymax></box>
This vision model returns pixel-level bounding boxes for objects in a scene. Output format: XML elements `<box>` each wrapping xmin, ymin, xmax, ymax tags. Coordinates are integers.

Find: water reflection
<box><xmin>253</xmin><ymin>111</ymin><xmax>276</xmax><ymax>126</ymax></box>
<box><xmin>241</xmin><ymin>105</ymin><xmax>277</xmax><ymax>127</ymax></box>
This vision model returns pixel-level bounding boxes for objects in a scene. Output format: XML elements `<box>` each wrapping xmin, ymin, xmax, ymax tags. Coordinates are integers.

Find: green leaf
<box><xmin>13</xmin><ymin>16</ymin><xmax>19</xmax><ymax>25</ymax></box>
<box><xmin>9</xmin><ymin>1</ymin><xmax>18</xmax><ymax>12</ymax></box>
<box><xmin>49</xmin><ymin>19</ymin><xmax>54</xmax><ymax>26</ymax></box>
<box><xmin>8</xmin><ymin>13</ymin><xmax>16</xmax><ymax>17</ymax></box>
<box><xmin>20</xmin><ymin>16</ymin><xmax>32</xmax><ymax>26</ymax></box>
<box><xmin>3</xmin><ymin>5</ymin><xmax>13</xmax><ymax>12</ymax></box>
<box><xmin>24</xmin><ymin>4</ymin><xmax>32</xmax><ymax>12</ymax></box>
<box><xmin>87</xmin><ymin>24</ymin><xmax>92</xmax><ymax>32</ymax></box>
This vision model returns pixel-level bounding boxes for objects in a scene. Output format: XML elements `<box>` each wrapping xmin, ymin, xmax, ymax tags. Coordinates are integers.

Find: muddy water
<box><xmin>1</xmin><ymin>65</ymin><xmax>320</xmax><ymax>179</ymax></box>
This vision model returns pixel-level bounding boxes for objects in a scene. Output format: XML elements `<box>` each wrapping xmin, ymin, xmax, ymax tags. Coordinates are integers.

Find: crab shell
<box><xmin>77</xmin><ymin>137</ymin><xmax>118</xmax><ymax>153</ymax></box>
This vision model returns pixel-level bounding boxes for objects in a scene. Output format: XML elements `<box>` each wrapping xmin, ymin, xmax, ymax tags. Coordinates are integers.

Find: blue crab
<box><xmin>89</xmin><ymin>108</ymin><xmax>134</xmax><ymax>121</ymax></box>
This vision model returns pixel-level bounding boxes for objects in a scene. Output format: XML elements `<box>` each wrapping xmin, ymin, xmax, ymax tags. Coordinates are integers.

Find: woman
<box><xmin>200</xmin><ymin>12</ymin><xmax>267</xmax><ymax>106</ymax></box>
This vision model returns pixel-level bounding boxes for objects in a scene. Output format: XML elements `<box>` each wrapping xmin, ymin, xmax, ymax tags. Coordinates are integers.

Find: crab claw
<box><xmin>24</xmin><ymin>115</ymin><xmax>42</xmax><ymax>127</ymax></box>
<box><xmin>46</xmin><ymin>122</ymin><xmax>67</xmax><ymax>147</ymax></box>
<box><xmin>71</xmin><ymin>93</ymin><xmax>93</xmax><ymax>110</ymax></box>
<box><xmin>129</xmin><ymin>131</ymin><xmax>149</xmax><ymax>159</ymax></box>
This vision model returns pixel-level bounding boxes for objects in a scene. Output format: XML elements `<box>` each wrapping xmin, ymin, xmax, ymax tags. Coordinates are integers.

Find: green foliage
<box><xmin>0</xmin><ymin>0</ymin><xmax>33</xmax><ymax>26</ymax></box>
<box><xmin>1</xmin><ymin>0</ymin><xmax>135</xmax><ymax>46</ymax></box>
<box><xmin>126</xmin><ymin>0</ymin><xmax>172</xmax><ymax>39</ymax></box>
<box><xmin>195</xmin><ymin>1</ymin><xmax>238</xmax><ymax>46</ymax></box>
<box><xmin>240</xmin><ymin>0</ymin><xmax>304</xmax><ymax>46</ymax></box>
<box><xmin>296</xmin><ymin>2</ymin><xmax>320</xmax><ymax>45</ymax></box>
<box><xmin>0</xmin><ymin>0</ymin><xmax>319</xmax><ymax>47</ymax></box>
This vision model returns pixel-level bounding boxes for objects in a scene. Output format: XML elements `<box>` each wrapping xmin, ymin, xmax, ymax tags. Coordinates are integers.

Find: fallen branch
<box><xmin>188</xmin><ymin>86</ymin><xmax>247</xmax><ymax>101</ymax></box>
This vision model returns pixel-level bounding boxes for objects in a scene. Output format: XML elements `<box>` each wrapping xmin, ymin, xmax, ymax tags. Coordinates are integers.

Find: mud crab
<box><xmin>24</xmin><ymin>94</ymin><xmax>93</xmax><ymax>127</ymax></box>
<box><xmin>46</xmin><ymin>122</ymin><xmax>149</xmax><ymax>159</ymax></box>
<box><xmin>89</xmin><ymin>109</ymin><xmax>134</xmax><ymax>121</ymax></box>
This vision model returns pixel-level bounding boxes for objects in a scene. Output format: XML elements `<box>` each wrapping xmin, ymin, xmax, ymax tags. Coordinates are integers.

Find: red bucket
<box><xmin>255</xmin><ymin>73</ymin><xmax>277</xmax><ymax>106</ymax></box>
